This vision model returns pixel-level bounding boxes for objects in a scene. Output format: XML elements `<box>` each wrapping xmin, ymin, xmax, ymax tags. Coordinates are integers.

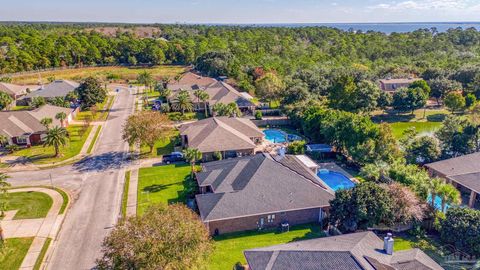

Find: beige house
<box><xmin>167</xmin><ymin>72</ymin><xmax>255</xmax><ymax>115</ymax></box>
<box><xmin>179</xmin><ymin>116</ymin><xmax>264</xmax><ymax>161</ymax></box>
<box><xmin>425</xmin><ymin>152</ymin><xmax>480</xmax><ymax>209</ymax></box>
<box><xmin>0</xmin><ymin>82</ymin><xmax>36</xmax><ymax>108</ymax></box>
<box><xmin>379</xmin><ymin>78</ymin><xmax>418</xmax><ymax>92</ymax></box>
<box><xmin>0</xmin><ymin>105</ymin><xmax>76</xmax><ymax>146</ymax></box>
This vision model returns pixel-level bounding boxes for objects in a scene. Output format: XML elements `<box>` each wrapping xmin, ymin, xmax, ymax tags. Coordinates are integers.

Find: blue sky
<box><xmin>1</xmin><ymin>0</ymin><xmax>480</xmax><ymax>23</ymax></box>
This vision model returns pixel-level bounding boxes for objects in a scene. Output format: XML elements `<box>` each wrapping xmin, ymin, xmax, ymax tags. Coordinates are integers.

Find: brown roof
<box><xmin>379</xmin><ymin>78</ymin><xmax>418</xmax><ymax>85</ymax></box>
<box><xmin>245</xmin><ymin>232</ymin><xmax>443</xmax><ymax>270</ymax></box>
<box><xmin>425</xmin><ymin>153</ymin><xmax>480</xmax><ymax>193</ymax></box>
<box><xmin>0</xmin><ymin>83</ymin><xmax>36</xmax><ymax>97</ymax></box>
<box><xmin>170</xmin><ymin>80</ymin><xmax>253</xmax><ymax>108</ymax></box>
<box><xmin>179</xmin><ymin>117</ymin><xmax>263</xmax><ymax>153</ymax></box>
<box><xmin>0</xmin><ymin>105</ymin><xmax>73</xmax><ymax>138</ymax></box>
<box><xmin>167</xmin><ymin>72</ymin><xmax>217</xmax><ymax>90</ymax></box>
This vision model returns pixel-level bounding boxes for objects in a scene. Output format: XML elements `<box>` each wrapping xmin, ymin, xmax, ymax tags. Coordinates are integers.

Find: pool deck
<box><xmin>316</xmin><ymin>162</ymin><xmax>357</xmax><ymax>182</ymax></box>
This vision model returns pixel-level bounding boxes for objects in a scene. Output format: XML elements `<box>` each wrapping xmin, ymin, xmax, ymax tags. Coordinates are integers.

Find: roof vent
<box><xmin>384</xmin><ymin>233</ymin><xmax>394</xmax><ymax>255</ymax></box>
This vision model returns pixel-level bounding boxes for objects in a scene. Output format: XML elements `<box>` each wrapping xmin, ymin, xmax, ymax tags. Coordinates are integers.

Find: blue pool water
<box><xmin>317</xmin><ymin>170</ymin><xmax>356</xmax><ymax>191</ymax></box>
<box><xmin>428</xmin><ymin>195</ymin><xmax>450</xmax><ymax>212</ymax></box>
<box><xmin>264</xmin><ymin>129</ymin><xmax>287</xmax><ymax>143</ymax></box>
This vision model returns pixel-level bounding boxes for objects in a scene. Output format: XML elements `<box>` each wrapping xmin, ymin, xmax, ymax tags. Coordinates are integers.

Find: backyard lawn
<box><xmin>13</xmin><ymin>125</ymin><xmax>92</xmax><ymax>164</ymax></box>
<box><xmin>373</xmin><ymin>108</ymin><xmax>449</xmax><ymax>139</ymax></box>
<box><xmin>10</xmin><ymin>65</ymin><xmax>186</xmax><ymax>85</ymax></box>
<box><xmin>1</xmin><ymin>191</ymin><xmax>53</xmax><ymax>220</ymax></box>
<box><xmin>208</xmin><ymin>224</ymin><xmax>326</xmax><ymax>270</ymax></box>
<box><xmin>136</xmin><ymin>163</ymin><xmax>195</xmax><ymax>215</ymax></box>
<box><xmin>0</xmin><ymin>237</ymin><xmax>34</xmax><ymax>270</ymax></box>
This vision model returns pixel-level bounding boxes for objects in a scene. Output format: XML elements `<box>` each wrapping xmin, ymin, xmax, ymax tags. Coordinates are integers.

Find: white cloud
<box><xmin>370</xmin><ymin>0</ymin><xmax>469</xmax><ymax>11</ymax></box>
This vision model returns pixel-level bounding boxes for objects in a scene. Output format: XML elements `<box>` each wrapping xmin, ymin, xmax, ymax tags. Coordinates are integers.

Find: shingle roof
<box><xmin>425</xmin><ymin>153</ymin><xmax>480</xmax><ymax>193</ymax></box>
<box><xmin>0</xmin><ymin>83</ymin><xmax>35</xmax><ymax>97</ymax></box>
<box><xmin>0</xmin><ymin>105</ymin><xmax>73</xmax><ymax>138</ymax></box>
<box><xmin>167</xmin><ymin>72</ymin><xmax>217</xmax><ymax>90</ymax></box>
<box><xmin>195</xmin><ymin>154</ymin><xmax>335</xmax><ymax>222</ymax></box>
<box><xmin>244</xmin><ymin>232</ymin><xmax>444</xmax><ymax>270</ymax></box>
<box><xmin>179</xmin><ymin>117</ymin><xmax>263</xmax><ymax>153</ymax></box>
<box><xmin>25</xmin><ymin>80</ymin><xmax>79</xmax><ymax>99</ymax></box>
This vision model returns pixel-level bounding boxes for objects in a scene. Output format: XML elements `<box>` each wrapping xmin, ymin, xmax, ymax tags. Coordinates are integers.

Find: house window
<box><xmin>40</xmin><ymin>134</ymin><xmax>47</xmax><ymax>142</ymax></box>
<box><xmin>267</xmin><ymin>214</ymin><xmax>275</xmax><ymax>223</ymax></box>
<box><xmin>16</xmin><ymin>136</ymin><xmax>27</xmax><ymax>144</ymax></box>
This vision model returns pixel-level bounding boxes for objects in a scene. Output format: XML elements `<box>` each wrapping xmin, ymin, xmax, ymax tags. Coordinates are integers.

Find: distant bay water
<box><xmin>231</xmin><ymin>22</ymin><xmax>480</xmax><ymax>34</ymax></box>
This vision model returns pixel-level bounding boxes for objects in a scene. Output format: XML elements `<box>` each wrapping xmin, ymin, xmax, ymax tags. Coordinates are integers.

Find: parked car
<box><xmin>162</xmin><ymin>152</ymin><xmax>184</xmax><ymax>164</ymax></box>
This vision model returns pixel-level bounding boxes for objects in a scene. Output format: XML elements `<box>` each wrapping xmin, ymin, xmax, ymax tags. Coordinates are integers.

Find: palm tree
<box><xmin>429</xmin><ymin>178</ymin><xmax>443</xmax><ymax>208</ymax></box>
<box><xmin>55</xmin><ymin>112</ymin><xmax>67</xmax><ymax>128</ymax></box>
<box><xmin>137</xmin><ymin>71</ymin><xmax>153</xmax><ymax>92</ymax></box>
<box><xmin>43</xmin><ymin>126</ymin><xmax>68</xmax><ymax>158</ymax></box>
<box><xmin>0</xmin><ymin>172</ymin><xmax>11</xmax><ymax>243</ymax></box>
<box><xmin>437</xmin><ymin>183</ymin><xmax>461</xmax><ymax>213</ymax></box>
<box><xmin>194</xmin><ymin>90</ymin><xmax>210</xmax><ymax>117</ymax></box>
<box><xmin>182</xmin><ymin>148</ymin><xmax>202</xmax><ymax>180</ymax></box>
<box><xmin>40</xmin><ymin>117</ymin><xmax>53</xmax><ymax>130</ymax></box>
<box><xmin>172</xmin><ymin>90</ymin><xmax>193</xmax><ymax>115</ymax></box>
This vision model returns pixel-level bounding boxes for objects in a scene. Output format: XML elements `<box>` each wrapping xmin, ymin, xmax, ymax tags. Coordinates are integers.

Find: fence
<box><xmin>252</xmin><ymin>117</ymin><xmax>291</xmax><ymax>127</ymax></box>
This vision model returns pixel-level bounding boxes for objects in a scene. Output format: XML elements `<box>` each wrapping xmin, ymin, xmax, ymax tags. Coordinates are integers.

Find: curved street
<box><xmin>7</xmin><ymin>87</ymin><xmax>135</xmax><ymax>270</ymax></box>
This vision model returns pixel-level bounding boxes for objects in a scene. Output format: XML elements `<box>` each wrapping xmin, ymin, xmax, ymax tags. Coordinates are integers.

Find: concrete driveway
<box><xmin>7</xmin><ymin>86</ymin><xmax>135</xmax><ymax>270</ymax></box>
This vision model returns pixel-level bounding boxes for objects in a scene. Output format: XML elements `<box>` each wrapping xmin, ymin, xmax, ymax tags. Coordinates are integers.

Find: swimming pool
<box><xmin>428</xmin><ymin>195</ymin><xmax>450</xmax><ymax>212</ymax></box>
<box><xmin>264</xmin><ymin>129</ymin><xmax>288</xmax><ymax>143</ymax></box>
<box><xmin>317</xmin><ymin>169</ymin><xmax>356</xmax><ymax>191</ymax></box>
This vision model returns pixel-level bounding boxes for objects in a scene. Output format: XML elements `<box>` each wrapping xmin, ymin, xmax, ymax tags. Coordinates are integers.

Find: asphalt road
<box><xmin>7</xmin><ymin>87</ymin><xmax>135</xmax><ymax>269</ymax></box>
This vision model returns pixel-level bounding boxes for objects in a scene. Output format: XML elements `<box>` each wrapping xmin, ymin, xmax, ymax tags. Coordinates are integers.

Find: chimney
<box><xmin>384</xmin><ymin>233</ymin><xmax>394</xmax><ymax>255</ymax></box>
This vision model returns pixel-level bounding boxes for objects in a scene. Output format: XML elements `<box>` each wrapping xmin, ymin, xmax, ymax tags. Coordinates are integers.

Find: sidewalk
<box><xmin>2</xmin><ymin>187</ymin><xmax>67</xmax><ymax>270</ymax></box>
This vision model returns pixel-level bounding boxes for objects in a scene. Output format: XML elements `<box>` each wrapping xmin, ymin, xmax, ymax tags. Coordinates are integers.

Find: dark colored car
<box><xmin>162</xmin><ymin>152</ymin><xmax>184</xmax><ymax>164</ymax></box>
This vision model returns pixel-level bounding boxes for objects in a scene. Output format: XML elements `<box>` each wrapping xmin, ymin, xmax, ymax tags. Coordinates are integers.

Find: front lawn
<box><xmin>138</xmin><ymin>131</ymin><xmax>179</xmax><ymax>159</ymax></box>
<box><xmin>0</xmin><ymin>237</ymin><xmax>34</xmax><ymax>270</ymax></box>
<box><xmin>1</xmin><ymin>191</ymin><xmax>53</xmax><ymax>219</ymax></box>
<box><xmin>14</xmin><ymin>125</ymin><xmax>92</xmax><ymax>164</ymax></box>
<box><xmin>75</xmin><ymin>96</ymin><xmax>113</xmax><ymax>122</ymax></box>
<box><xmin>137</xmin><ymin>163</ymin><xmax>195</xmax><ymax>215</ymax></box>
<box><xmin>208</xmin><ymin>224</ymin><xmax>326</xmax><ymax>270</ymax></box>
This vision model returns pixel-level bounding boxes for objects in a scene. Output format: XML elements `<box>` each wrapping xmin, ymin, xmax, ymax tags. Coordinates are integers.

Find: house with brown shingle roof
<box><xmin>195</xmin><ymin>153</ymin><xmax>335</xmax><ymax>235</ymax></box>
<box><xmin>0</xmin><ymin>105</ymin><xmax>75</xmax><ymax>146</ymax></box>
<box><xmin>179</xmin><ymin>116</ymin><xmax>264</xmax><ymax>161</ymax></box>
<box><xmin>379</xmin><ymin>78</ymin><xmax>417</xmax><ymax>92</ymax></box>
<box><xmin>244</xmin><ymin>231</ymin><xmax>443</xmax><ymax>270</ymax></box>
<box><xmin>425</xmin><ymin>152</ymin><xmax>480</xmax><ymax>209</ymax></box>
<box><xmin>0</xmin><ymin>82</ymin><xmax>37</xmax><ymax>108</ymax></box>
<box><xmin>167</xmin><ymin>72</ymin><xmax>255</xmax><ymax>115</ymax></box>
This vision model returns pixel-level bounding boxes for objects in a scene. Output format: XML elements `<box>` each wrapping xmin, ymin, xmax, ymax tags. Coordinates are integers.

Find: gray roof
<box><xmin>244</xmin><ymin>232</ymin><xmax>444</xmax><ymax>270</ymax></box>
<box><xmin>425</xmin><ymin>152</ymin><xmax>480</xmax><ymax>193</ymax></box>
<box><xmin>379</xmin><ymin>78</ymin><xmax>417</xmax><ymax>85</ymax></box>
<box><xmin>25</xmin><ymin>80</ymin><xmax>79</xmax><ymax>99</ymax></box>
<box><xmin>195</xmin><ymin>154</ymin><xmax>335</xmax><ymax>222</ymax></box>
<box><xmin>179</xmin><ymin>117</ymin><xmax>263</xmax><ymax>153</ymax></box>
<box><xmin>167</xmin><ymin>72</ymin><xmax>217</xmax><ymax>90</ymax></box>
<box><xmin>0</xmin><ymin>105</ymin><xmax>72</xmax><ymax>138</ymax></box>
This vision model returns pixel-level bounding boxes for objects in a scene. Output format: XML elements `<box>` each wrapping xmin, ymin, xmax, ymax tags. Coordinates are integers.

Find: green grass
<box><xmin>53</xmin><ymin>187</ymin><xmax>69</xmax><ymax>214</ymax></box>
<box><xmin>87</xmin><ymin>126</ymin><xmax>102</xmax><ymax>154</ymax></box>
<box><xmin>208</xmin><ymin>224</ymin><xmax>326</xmax><ymax>270</ymax></box>
<box><xmin>1</xmin><ymin>191</ymin><xmax>53</xmax><ymax>219</ymax></box>
<box><xmin>390</xmin><ymin>122</ymin><xmax>442</xmax><ymax>139</ymax></box>
<box><xmin>394</xmin><ymin>237</ymin><xmax>415</xmax><ymax>251</ymax></box>
<box><xmin>10</xmin><ymin>105</ymin><xmax>30</xmax><ymax>111</ymax></box>
<box><xmin>11</xmin><ymin>65</ymin><xmax>186</xmax><ymax>85</ymax></box>
<box><xmin>139</xmin><ymin>131</ymin><xmax>179</xmax><ymax>159</ymax></box>
<box><xmin>0</xmin><ymin>237</ymin><xmax>34</xmax><ymax>270</ymax></box>
<box><xmin>75</xmin><ymin>96</ymin><xmax>112</xmax><ymax>122</ymax></box>
<box><xmin>137</xmin><ymin>164</ymin><xmax>195</xmax><ymax>215</ymax></box>
<box><xmin>122</xmin><ymin>171</ymin><xmax>131</xmax><ymax>218</ymax></box>
<box><xmin>14</xmin><ymin>125</ymin><xmax>92</xmax><ymax>164</ymax></box>
<box><xmin>33</xmin><ymin>238</ymin><xmax>52</xmax><ymax>270</ymax></box>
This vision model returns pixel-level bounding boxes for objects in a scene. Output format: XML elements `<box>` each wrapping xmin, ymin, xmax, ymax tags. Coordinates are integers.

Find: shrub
<box><xmin>254</xmin><ymin>110</ymin><xmax>263</xmax><ymax>120</ymax></box>
<box><xmin>287</xmin><ymin>140</ymin><xmax>306</xmax><ymax>154</ymax></box>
